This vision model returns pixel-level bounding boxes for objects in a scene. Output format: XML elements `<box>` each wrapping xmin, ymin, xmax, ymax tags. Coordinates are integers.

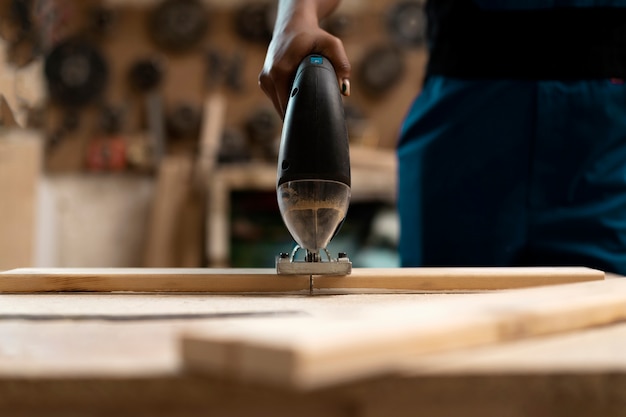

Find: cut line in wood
<box><xmin>180</xmin><ymin>278</ymin><xmax>626</xmax><ymax>390</ymax></box>
<box><xmin>0</xmin><ymin>267</ymin><xmax>604</xmax><ymax>293</ymax></box>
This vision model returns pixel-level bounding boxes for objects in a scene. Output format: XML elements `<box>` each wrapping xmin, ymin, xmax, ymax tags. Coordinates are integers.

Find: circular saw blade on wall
<box><xmin>44</xmin><ymin>37</ymin><xmax>108</xmax><ymax>107</ymax></box>
<box><xmin>148</xmin><ymin>0</ymin><xmax>209</xmax><ymax>53</ymax></box>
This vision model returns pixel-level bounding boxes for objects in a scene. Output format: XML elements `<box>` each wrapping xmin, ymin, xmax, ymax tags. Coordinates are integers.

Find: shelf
<box><xmin>206</xmin><ymin>146</ymin><xmax>397</xmax><ymax>266</ymax></box>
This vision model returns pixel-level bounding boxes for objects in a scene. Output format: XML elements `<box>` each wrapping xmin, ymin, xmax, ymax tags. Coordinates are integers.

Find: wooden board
<box><xmin>0</xmin><ymin>129</ymin><xmax>42</xmax><ymax>270</ymax></box>
<box><xmin>313</xmin><ymin>267</ymin><xmax>604</xmax><ymax>292</ymax></box>
<box><xmin>0</xmin><ymin>284</ymin><xmax>624</xmax><ymax>416</ymax></box>
<box><xmin>143</xmin><ymin>155</ymin><xmax>203</xmax><ymax>267</ymax></box>
<box><xmin>0</xmin><ymin>268</ymin><xmax>309</xmax><ymax>293</ymax></box>
<box><xmin>180</xmin><ymin>278</ymin><xmax>626</xmax><ymax>389</ymax></box>
<box><xmin>3</xmin><ymin>316</ymin><xmax>626</xmax><ymax>417</ymax></box>
<box><xmin>0</xmin><ymin>267</ymin><xmax>603</xmax><ymax>293</ymax></box>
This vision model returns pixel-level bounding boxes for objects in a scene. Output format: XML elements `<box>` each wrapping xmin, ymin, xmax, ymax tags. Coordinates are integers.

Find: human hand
<box><xmin>259</xmin><ymin>9</ymin><xmax>351</xmax><ymax>118</ymax></box>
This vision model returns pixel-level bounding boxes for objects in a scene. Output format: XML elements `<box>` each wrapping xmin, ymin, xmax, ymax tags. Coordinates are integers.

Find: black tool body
<box><xmin>277</xmin><ymin>55</ymin><xmax>350</xmax><ymax>187</ymax></box>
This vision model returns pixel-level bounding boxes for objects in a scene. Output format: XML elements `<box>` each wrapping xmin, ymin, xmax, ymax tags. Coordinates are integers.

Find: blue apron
<box><xmin>397</xmin><ymin>0</ymin><xmax>626</xmax><ymax>274</ymax></box>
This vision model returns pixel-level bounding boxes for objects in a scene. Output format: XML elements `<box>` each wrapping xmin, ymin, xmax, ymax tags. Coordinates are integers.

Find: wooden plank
<box><xmin>314</xmin><ymin>267</ymin><xmax>604</xmax><ymax>292</ymax></box>
<box><xmin>0</xmin><ymin>293</ymin><xmax>477</xmax><ymax>377</ymax></box>
<box><xmin>180</xmin><ymin>278</ymin><xmax>626</xmax><ymax>389</ymax></box>
<box><xmin>0</xmin><ymin>267</ymin><xmax>603</xmax><ymax>293</ymax></box>
<box><xmin>142</xmin><ymin>156</ymin><xmax>190</xmax><ymax>267</ymax></box>
<box><xmin>0</xmin><ymin>290</ymin><xmax>625</xmax><ymax>415</ymax></box>
<box><xmin>0</xmin><ymin>268</ymin><xmax>309</xmax><ymax>293</ymax></box>
<box><xmin>0</xmin><ymin>95</ymin><xmax>18</xmax><ymax>127</ymax></box>
<box><xmin>143</xmin><ymin>155</ymin><xmax>203</xmax><ymax>267</ymax></box>
<box><xmin>0</xmin><ymin>129</ymin><xmax>42</xmax><ymax>269</ymax></box>
<box><xmin>400</xmin><ymin>317</ymin><xmax>626</xmax><ymax>376</ymax></box>
<box><xmin>0</xmin><ymin>290</ymin><xmax>622</xmax><ymax>377</ymax></box>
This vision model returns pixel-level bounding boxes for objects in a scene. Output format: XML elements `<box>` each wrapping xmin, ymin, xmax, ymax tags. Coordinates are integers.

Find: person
<box><xmin>259</xmin><ymin>0</ymin><xmax>626</xmax><ymax>275</ymax></box>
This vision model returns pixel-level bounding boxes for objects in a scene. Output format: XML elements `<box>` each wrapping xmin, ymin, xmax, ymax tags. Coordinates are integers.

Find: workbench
<box><xmin>0</xmin><ymin>268</ymin><xmax>625</xmax><ymax>416</ymax></box>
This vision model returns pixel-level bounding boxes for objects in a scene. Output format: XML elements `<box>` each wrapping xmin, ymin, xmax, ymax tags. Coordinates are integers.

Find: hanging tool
<box><xmin>234</xmin><ymin>2</ymin><xmax>275</xmax><ymax>44</ymax></box>
<box><xmin>245</xmin><ymin>107</ymin><xmax>280</xmax><ymax>161</ymax></box>
<box><xmin>128</xmin><ymin>58</ymin><xmax>166</xmax><ymax>167</ymax></box>
<box><xmin>356</xmin><ymin>44</ymin><xmax>405</xmax><ymax>98</ymax></box>
<box><xmin>387</xmin><ymin>1</ymin><xmax>426</xmax><ymax>48</ymax></box>
<box><xmin>148</xmin><ymin>0</ymin><xmax>209</xmax><ymax>53</ymax></box>
<box><xmin>166</xmin><ymin>102</ymin><xmax>201</xmax><ymax>140</ymax></box>
<box><xmin>275</xmin><ymin>55</ymin><xmax>352</xmax><ymax>280</ymax></box>
<box><xmin>44</xmin><ymin>38</ymin><xmax>108</xmax><ymax>107</ymax></box>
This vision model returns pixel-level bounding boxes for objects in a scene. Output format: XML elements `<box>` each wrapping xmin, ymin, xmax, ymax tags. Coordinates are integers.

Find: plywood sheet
<box><xmin>181</xmin><ymin>278</ymin><xmax>626</xmax><ymax>389</ymax></box>
<box><xmin>0</xmin><ymin>267</ymin><xmax>603</xmax><ymax>293</ymax></box>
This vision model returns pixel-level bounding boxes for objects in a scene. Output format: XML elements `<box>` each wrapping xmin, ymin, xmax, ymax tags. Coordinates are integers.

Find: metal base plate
<box><xmin>276</xmin><ymin>256</ymin><xmax>352</xmax><ymax>276</ymax></box>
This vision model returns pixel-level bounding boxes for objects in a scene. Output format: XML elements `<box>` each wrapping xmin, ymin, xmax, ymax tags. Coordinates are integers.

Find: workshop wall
<box><xmin>32</xmin><ymin>0</ymin><xmax>426</xmax><ymax>173</ymax></box>
<box><xmin>0</xmin><ymin>0</ymin><xmax>426</xmax><ymax>267</ymax></box>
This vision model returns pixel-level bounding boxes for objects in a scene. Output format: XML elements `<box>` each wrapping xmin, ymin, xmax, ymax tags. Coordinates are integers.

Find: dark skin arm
<box><xmin>258</xmin><ymin>0</ymin><xmax>351</xmax><ymax>117</ymax></box>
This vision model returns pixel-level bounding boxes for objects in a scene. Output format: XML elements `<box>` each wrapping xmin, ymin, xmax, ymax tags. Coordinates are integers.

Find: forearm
<box><xmin>260</xmin><ymin>0</ymin><xmax>349</xmax><ymax>116</ymax></box>
<box><xmin>273</xmin><ymin>0</ymin><xmax>342</xmax><ymax>34</ymax></box>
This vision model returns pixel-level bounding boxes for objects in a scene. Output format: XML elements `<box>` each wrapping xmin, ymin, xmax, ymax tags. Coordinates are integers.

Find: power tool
<box><xmin>276</xmin><ymin>55</ymin><xmax>352</xmax><ymax>279</ymax></box>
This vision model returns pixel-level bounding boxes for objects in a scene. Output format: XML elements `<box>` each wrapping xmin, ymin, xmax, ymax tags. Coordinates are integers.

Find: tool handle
<box><xmin>277</xmin><ymin>55</ymin><xmax>351</xmax><ymax>187</ymax></box>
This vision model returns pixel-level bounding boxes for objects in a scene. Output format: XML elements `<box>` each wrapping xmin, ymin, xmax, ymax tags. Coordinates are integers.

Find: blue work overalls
<box><xmin>397</xmin><ymin>0</ymin><xmax>626</xmax><ymax>274</ymax></box>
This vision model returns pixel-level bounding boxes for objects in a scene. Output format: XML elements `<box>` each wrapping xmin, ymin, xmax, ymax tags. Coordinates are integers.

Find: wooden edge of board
<box><xmin>0</xmin><ymin>267</ymin><xmax>604</xmax><ymax>293</ymax></box>
<box><xmin>314</xmin><ymin>266</ymin><xmax>605</xmax><ymax>292</ymax></box>
<box><xmin>0</xmin><ymin>268</ymin><xmax>309</xmax><ymax>293</ymax></box>
<box><xmin>179</xmin><ymin>277</ymin><xmax>626</xmax><ymax>390</ymax></box>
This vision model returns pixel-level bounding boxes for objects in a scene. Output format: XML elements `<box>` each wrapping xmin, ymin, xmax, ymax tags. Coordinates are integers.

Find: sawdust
<box><xmin>277</xmin><ymin>181</ymin><xmax>350</xmax><ymax>251</ymax></box>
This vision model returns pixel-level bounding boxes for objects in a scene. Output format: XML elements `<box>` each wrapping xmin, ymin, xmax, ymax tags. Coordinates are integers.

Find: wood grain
<box><xmin>0</xmin><ymin>267</ymin><xmax>603</xmax><ymax>293</ymax></box>
<box><xmin>314</xmin><ymin>267</ymin><xmax>604</xmax><ymax>292</ymax></box>
<box><xmin>0</xmin><ymin>282</ymin><xmax>623</xmax><ymax>415</ymax></box>
<box><xmin>181</xmin><ymin>278</ymin><xmax>626</xmax><ymax>389</ymax></box>
<box><xmin>0</xmin><ymin>268</ymin><xmax>309</xmax><ymax>293</ymax></box>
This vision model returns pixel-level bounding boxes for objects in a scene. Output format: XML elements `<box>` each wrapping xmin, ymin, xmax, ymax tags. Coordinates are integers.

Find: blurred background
<box><xmin>0</xmin><ymin>0</ymin><xmax>426</xmax><ymax>269</ymax></box>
